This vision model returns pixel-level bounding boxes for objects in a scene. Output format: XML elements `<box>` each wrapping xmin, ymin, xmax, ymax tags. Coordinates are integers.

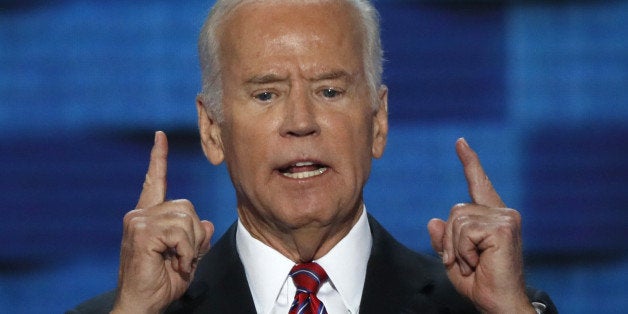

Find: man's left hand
<box><xmin>427</xmin><ymin>138</ymin><xmax>536</xmax><ymax>313</ymax></box>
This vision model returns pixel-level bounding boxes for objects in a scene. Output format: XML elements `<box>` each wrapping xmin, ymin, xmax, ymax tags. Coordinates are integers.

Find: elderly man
<box><xmin>69</xmin><ymin>0</ymin><xmax>556</xmax><ymax>313</ymax></box>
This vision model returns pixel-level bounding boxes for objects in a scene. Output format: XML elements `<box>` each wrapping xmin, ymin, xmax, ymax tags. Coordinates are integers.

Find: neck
<box><xmin>238</xmin><ymin>204</ymin><xmax>364</xmax><ymax>263</ymax></box>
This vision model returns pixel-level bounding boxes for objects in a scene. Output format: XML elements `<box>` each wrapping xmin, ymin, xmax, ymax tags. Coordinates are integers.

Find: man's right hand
<box><xmin>112</xmin><ymin>131</ymin><xmax>214</xmax><ymax>314</ymax></box>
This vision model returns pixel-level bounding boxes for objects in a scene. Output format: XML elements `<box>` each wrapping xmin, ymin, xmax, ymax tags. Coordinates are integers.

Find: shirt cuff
<box><xmin>532</xmin><ymin>301</ymin><xmax>547</xmax><ymax>314</ymax></box>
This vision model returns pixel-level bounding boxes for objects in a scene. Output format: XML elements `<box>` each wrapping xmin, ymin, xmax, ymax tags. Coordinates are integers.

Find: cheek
<box><xmin>330</xmin><ymin>115</ymin><xmax>374</xmax><ymax>168</ymax></box>
<box><xmin>345</xmin><ymin>112</ymin><xmax>374</xmax><ymax>151</ymax></box>
<box><xmin>220</xmin><ymin>123</ymin><xmax>250</xmax><ymax>167</ymax></box>
<box><xmin>224</xmin><ymin>117</ymin><xmax>275</xmax><ymax>175</ymax></box>
<box><xmin>353</xmin><ymin>114</ymin><xmax>377</xmax><ymax>172</ymax></box>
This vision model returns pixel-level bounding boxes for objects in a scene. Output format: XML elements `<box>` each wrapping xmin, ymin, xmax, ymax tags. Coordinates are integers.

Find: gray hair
<box><xmin>197</xmin><ymin>0</ymin><xmax>383</xmax><ymax>121</ymax></box>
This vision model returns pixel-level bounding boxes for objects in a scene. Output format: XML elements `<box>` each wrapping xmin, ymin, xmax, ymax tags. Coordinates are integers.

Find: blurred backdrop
<box><xmin>1</xmin><ymin>0</ymin><xmax>627</xmax><ymax>313</ymax></box>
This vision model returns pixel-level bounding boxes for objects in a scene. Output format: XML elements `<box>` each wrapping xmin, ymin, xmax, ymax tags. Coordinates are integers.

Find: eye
<box><xmin>254</xmin><ymin>91</ymin><xmax>274</xmax><ymax>102</ymax></box>
<box><xmin>321</xmin><ymin>88</ymin><xmax>342</xmax><ymax>99</ymax></box>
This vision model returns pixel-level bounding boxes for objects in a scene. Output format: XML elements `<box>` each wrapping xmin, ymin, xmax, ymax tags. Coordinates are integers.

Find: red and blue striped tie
<box><xmin>289</xmin><ymin>262</ymin><xmax>328</xmax><ymax>314</ymax></box>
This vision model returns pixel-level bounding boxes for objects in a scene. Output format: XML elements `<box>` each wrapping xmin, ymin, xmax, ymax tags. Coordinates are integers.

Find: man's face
<box><xmin>199</xmin><ymin>0</ymin><xmax>388</xmax><ymax>233</ymax></box>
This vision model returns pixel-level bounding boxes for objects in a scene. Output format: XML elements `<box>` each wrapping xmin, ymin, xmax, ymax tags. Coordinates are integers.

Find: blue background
<box><xmin>1</xmin><ymin>0</ymin><xmax>627</xmax><ymax>312</ymax></box>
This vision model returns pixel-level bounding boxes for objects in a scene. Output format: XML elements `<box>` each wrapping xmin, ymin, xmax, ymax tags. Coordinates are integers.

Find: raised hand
<box><xmin>427</xmin><ymin>138</ymin><xmax>535</xmax><ymax>313</ymax></box>
<box><xmin>112</xmin><ymin>131</ymin><xmax>214</xmax><ymax>313</ymax></box>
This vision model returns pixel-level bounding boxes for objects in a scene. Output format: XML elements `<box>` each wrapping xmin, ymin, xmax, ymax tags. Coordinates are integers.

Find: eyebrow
<box><xmin>244</xmin><ymin>70</ymin><xmax>353</xmax><ymax>85</ymax></box>
<box><xmin>245</xmin><ymin>74</ymin><xmax>288</xmax><ymax>85</ymax></box>
<box><xmin>309</xmin><ymin>70</ymin><xmax>351</xmax><ymax>82</ymax></box>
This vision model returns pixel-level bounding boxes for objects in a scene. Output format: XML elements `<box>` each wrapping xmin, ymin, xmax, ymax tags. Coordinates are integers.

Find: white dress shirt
<box><xmin>236</xmin><ymin>207</ymin><xmax>372</xmax><ymax>314</ymax></box>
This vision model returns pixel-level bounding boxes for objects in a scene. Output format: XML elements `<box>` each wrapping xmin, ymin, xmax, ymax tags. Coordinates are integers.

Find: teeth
<box><xmin>282</xmin><ymin>167</ymin><xmax>327</xmax><ymax>179</ymax></box>
<box><xmin>294</xmin><ymin>161</ymin><xmax>314</xmax><ymax>167</ymax></box>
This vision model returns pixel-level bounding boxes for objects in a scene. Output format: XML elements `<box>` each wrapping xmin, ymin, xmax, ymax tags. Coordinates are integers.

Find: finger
<box><xmin>160</xmin><ymin>227</ymin><xmax>196</xmax><ymax>274</ymax></box>
<box><xmin>455</xmin><ymin>138</ymin><xmax>505</xmax><ymax>208</ymax></box>
<box><xmin>132</xmin><ymin>199</ymin><xmax>204</xmax><ymax>257</ymax></box>
<box><xmin>166</xmin><ymin>199</ymin><xmax>203</xmax><ymax>254</ymax></box>
<box><xmin>137</xmin><ymin>131</ymin><xmax>169</xmax><ymax>209</ymax></box>
<box><xmin>162</xmin><ymin>247</ymin><xmax>181</xmax><ymax>273</ymax></box>
<box><xmin>159</xmin><ymin>200</ymin><xmax>209</xmax><ymax>271</ymax></box>
<box><xmin>189</xmin><ymin>221</ymin><xmax>213</xmax><ymax>273</ymax></box>
<box><xmin>427</xmin><ymin>218</ymin><xmax>446</xmax><ymax>255</ymax></box>
<box><xmin>442</xmin><ymin>217</ymin><xmax>455</xmax><ymax>266</ymax></box>
<box><xmin>450</xmin><ymin>215</ymin><xmax>471</xmax><ymax>276</ymax></box>
<box><xmin>451</xmin><ymin>214</ymin><xmax>481</xmax><ymax>276</ymax></box>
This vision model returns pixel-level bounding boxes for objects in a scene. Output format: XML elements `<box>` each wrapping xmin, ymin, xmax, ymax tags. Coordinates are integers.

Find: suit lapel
<box><xmin>361</xmin><ymin>215</ymin><xmax>483</xmax><ymax>314</ymax></box>
<box><xmin>359</xmin><ymin>215</ymin><xmax>438</xmax><ymax>313</ymax></box>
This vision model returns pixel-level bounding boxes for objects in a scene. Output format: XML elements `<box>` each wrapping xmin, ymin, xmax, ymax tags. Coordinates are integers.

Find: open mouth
<box><xmin>279</xmin><ymin>161</ymin><xmax>328</xmax><ymax>179</ymax></box>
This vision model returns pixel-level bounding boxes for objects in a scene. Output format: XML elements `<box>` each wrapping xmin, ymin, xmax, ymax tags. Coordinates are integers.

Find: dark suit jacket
<box><xmin>68</xmin><ymin>215</ymin><xmax>557</xmax><ymax>313</ymax></box>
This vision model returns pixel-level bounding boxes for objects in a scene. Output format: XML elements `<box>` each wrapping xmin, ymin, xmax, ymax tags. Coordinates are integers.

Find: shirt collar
<box><xmin>236</xmin><ymin>219</ymin><xmax>294</xmax><ymax>314</ymax></box>
<box><xmin>315</xmin><ymin>206</ymin><xmax>372</xmax><ymax>312</ymax></box>
<box><xmin>236</xmin><ymin>206</ymin><xmax>372</xmax><ymax>314</ymax></box>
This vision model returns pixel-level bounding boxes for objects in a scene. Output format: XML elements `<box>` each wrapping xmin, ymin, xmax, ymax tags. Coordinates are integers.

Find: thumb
<box><xmin>427</xmin><ymin>218</ymin><xmax>446</xmax><ymax>255</ymax></box>
<box><xmin>198</xmin><ymin>220</ymin><xmax>215</xmax><ymax>257</ymax></box>
<box><xmin>136</xmin><ymin>131</ymin><xmax>168</xmax><ymax>209</ymax></box>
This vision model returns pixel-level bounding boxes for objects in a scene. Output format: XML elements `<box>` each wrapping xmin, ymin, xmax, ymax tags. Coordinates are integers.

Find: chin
<box><xmin>280</xmin><ymin>201</ymin><xmax>355</xmax><ymax>229</ymax></box>
<box><xmin>275</xmin><ymin>203</ymin><xmax>329</xmax><ymax>225</ymax></box>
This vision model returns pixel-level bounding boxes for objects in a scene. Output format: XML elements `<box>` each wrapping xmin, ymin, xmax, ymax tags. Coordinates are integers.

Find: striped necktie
<box><xmin>289</xmin><ymin>262</ymin><xmax>328</xmax><ymax>314</ymax></box>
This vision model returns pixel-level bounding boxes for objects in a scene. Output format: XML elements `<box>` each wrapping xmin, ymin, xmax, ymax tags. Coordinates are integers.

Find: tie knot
<box><xmin>289</xmin><ymin>262</ymin><xmax>328</xmax><ymax>294</ymax></box>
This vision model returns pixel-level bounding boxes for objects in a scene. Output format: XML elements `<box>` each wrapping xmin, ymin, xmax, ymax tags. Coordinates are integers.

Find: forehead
<box><xmin>221</xmin><ymin>0</ymin><xmax>361</xmax><ymax>33</ymax></box>
<box><xmin>217</xmin><ymin>0</ymin><xmax>365</xmax><ymax>76</ymax></box>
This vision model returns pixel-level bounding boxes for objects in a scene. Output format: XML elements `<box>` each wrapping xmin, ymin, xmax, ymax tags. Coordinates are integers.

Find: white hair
<box><xmin>197</xmin><ymin>0</ymin><xmax>383</xmax><ymax>121</ymax></box>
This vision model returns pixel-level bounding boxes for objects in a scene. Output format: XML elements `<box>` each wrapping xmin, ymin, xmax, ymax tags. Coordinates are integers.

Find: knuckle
<box><xmin>122</xmin><ymin>216</ymin><xmax>151</xmax><ymax>244</ymax></box>
<box><xmin>162</xmin><ymin>225</ymin><xmax>191</xmax><ymax>246</ymax></box>
<box><xmin>455</xmin><ymin>216</ymin><xmax>479</xmax><ymax>235</ymax></box>
<box><xmin>123</xmin><ymin>208</ymin><xmax>140</xmax><ymax>221</ymax></box>
<box><xmin>126</xmin><ymin>216</ymin><xmax>149</xmax><ymax>231</ymax></box>
<box><xmin>453</xmin><ymin>214</ymin><xmax>469</xmax><ymax>226</ymax></box>
<box><xmin>171</xmin><ymin>198</ymin><xmax>194</xmax><ymax>209</ymax></box>
<box><xmin>170</xmin><ymin>199</ymin><xmax>197</xmax><ymax>215</ymax></box>
<box><xmin>495</xmin><ymin>219</ymin><xmax>519</xmax><ymax>238</ymax></box>
<box><xmin>123</xmin><ymin>209</ymin><xmax>142</xmax><ymax>226</ymax></box>
<box><xmin>167</xmin><ymin>210</ymin><xmax>189</xmax><ymax>219</ymax></box>
<box><xmin>494</xmin><ymin>223</ymin><xmax>516</xmax><ymax>239</ymax></box>
<box><xmin>502</xmin><ymin>208</ymin><xmax>522</xmax><ymax>225</ymax></box>
<box><xmin>450</xmin><ymin>203</ymin><xmax>468</xmax><ymax>215</ymax></box>
<box><xmin>169</xmin><ymin>211</ymin><xmax>195</xmax><ymax>228</ymax></box>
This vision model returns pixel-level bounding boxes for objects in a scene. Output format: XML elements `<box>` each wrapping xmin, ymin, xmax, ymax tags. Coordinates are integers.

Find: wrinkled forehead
<box><xmin>216</xmin><ymin>0</ymin><xmax>364</xmax><ymax>48</ymax></box>
<box><xmin>215</xmin><ymin>0</ymin><xmax>366</xmax><ymax>76</ymax></box>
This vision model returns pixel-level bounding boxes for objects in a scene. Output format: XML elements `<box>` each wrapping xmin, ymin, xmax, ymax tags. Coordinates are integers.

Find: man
<box><xmin>70</xmin><ymin>0</ymin><xmax>556</xmax><ymax>313</ymax></box>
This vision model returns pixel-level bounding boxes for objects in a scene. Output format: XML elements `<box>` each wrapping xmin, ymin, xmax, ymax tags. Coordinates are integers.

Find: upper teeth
<box><xmin>294</xmin><ymin>162</ymin><xmax>314</xmax><ymax>166</ymax></box>
<box><xmin>282</xmin><ymin>166</ymin><xmax>327</xmax><ymax>179</ymax></box>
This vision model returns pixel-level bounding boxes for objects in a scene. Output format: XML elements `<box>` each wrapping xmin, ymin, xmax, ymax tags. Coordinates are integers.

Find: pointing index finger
<box><xmin>455</xmin><ymin>138</ymin><xmax>505</xmax><ymax>208</ymax></box>
<box><xmin>136</xmin><ymin>131</ymin><xmax>168</xmax><ymax>209</ymax></box>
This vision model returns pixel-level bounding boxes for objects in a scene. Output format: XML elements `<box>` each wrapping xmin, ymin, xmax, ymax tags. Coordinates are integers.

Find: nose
<box><xmin>279</xmin><ymin>89</ymin><xmax>320</xmax><ymax>138</ymax></box>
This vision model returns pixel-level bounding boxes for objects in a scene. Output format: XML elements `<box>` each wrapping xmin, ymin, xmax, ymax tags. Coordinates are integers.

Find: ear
<box><xmin>371</xmin><ymin>85</ymin><xmax>388</xmax><ymax>159</ymax></box>
<box><xmin>196</xmin><ymin>95</ymin><xmax>225</xmax><ymax>165</ymax></box>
